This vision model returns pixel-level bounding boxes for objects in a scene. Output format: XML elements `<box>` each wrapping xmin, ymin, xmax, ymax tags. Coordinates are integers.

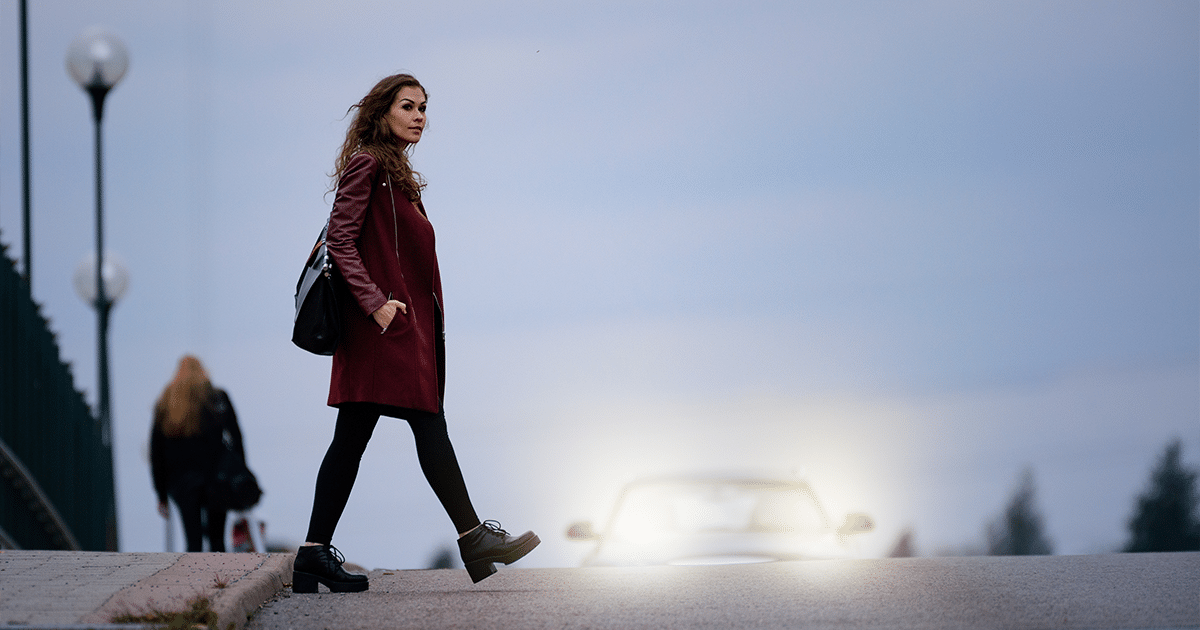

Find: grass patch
<box><xmin>110</xmin><ymin>594</ymin><xmax>230</xmax><ymax>630</ymax></box>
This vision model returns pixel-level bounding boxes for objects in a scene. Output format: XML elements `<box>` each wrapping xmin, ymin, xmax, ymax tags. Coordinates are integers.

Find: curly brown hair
<box><xmin>332</xmin><ymin>73</ymin><xmax>427</xmax><ymax>201</ymax></box>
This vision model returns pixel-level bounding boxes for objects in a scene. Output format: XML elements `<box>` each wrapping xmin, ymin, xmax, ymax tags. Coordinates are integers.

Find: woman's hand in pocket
<box><xmin>372</xmin><ymin>299</ymin><xmax>408</xmax><ymax>332</ymax></box>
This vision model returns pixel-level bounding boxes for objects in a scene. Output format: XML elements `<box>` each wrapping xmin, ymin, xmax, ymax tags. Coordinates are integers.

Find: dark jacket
<box><xmin>326</xmin><ymin>152</ymin><xmax>445</xmax><ymax>414</ymax></box>
<box><xmin>150</xmin><ymin>388</ymin><xmax>243</xmax><ymax>504</ymax></box>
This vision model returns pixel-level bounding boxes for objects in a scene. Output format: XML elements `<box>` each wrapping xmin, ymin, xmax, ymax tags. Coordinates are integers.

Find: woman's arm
<box><xmin>327</xmin><ymin>152</ymin><xmax>408</xmax><ymax>329</ymax></box>
<box><xmin>213</xmin><ymin>389</ymin><xmax>246</xmax><ymax>462</ymax></box>
<box><xmin>327</xmin><ymin>152</ymin><xmax>389</xmax><ymax>317</ymax></box>
<box><xmin>149</xmin><ymin>419</ymin><xmax>168</xmax><ymax>505</ymax></box>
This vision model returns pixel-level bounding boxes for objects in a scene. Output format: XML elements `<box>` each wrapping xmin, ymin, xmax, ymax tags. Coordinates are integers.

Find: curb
<box><xmin>210</xmin><ymin>553</ymin><xmax>293</xmax><ymax>630</ymax></box>
<box><xmin>79</xmin><ymin>552</ymin><xmax>293</xmax><ymax>630</ymax></box>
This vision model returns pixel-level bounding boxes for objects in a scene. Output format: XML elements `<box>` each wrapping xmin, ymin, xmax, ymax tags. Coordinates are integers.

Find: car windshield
<box><xmin>607</xmin><ymin>480</ymin><xmax>828</xmax><ymax>540</ymax></box>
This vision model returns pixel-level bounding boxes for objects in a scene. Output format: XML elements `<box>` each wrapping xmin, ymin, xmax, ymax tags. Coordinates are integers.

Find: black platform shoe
<box><xmin>293</xmin><ymin>544</ymin><xmax>369</xmax><ymax>593</ymax></box>
<box><xmin>458</xmin><ymin>520</ymin><xmax>540</xmax><ymax>583</ymax></box>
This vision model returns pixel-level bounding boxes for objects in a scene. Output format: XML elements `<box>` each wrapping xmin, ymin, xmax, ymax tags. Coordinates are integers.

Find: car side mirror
<box><xmin>566</xmin><ymin>520</ymin><xmax>601</xmax><ymax>541</ymax></box>
<box><xmin>837</xmin><ymin>513</ymin><xmax>875</xmax><ymax>537</ymax></box>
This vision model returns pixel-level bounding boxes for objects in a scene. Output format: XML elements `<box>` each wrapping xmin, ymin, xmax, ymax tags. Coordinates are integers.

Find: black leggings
<box><xmin>304</xmin><ymin>403</ymin><xmax>480</xmax><ymax>545</ymax></box>
<box><xmin>172</xmin><ymin>485</ymin><xmax>227</xmax><ymax>552</ymax></box>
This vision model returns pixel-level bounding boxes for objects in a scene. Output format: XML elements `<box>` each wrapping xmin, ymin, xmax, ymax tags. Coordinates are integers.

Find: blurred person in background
<box><xmin>293</xmin><ymin>73</ymin><xmax>538</xmax><ymax>594</ymax></box>
<box><xmin>150</xmin><ymin>355</ymin><xmax>246</xmax><ymax>552</ymax></box>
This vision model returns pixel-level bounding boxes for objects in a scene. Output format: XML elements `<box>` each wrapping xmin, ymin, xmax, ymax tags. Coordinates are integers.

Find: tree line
<box><xmin>890</xmin><ymin>437</ymin><xmax>1200</xmax><ymax>557</ymax></box>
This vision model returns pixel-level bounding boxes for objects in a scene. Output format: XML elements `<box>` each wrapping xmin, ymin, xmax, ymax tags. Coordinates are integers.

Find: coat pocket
<box><xmin>380</xmin><ymin>296</ymin><xmax>415</xmax><ymax>335</ymax></box>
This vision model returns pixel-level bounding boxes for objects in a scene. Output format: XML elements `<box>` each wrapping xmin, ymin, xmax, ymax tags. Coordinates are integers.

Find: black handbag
<box><xmin>213</xmin><ymin>445</ymin><xmax>262</xmax><ymax>511</ymax></box>
<box><xmin>292</xmin><ymin>222</ymin><xmax>341</xmax><ymax>355</ymax></box>
<box><xmin>209</xmin><ymin>393</ymin><xmax>262</xmax><ymax>511</ymax></box>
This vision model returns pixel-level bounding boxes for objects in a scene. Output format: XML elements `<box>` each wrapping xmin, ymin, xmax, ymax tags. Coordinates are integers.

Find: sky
<box><xmin>1</xmin><ymin>0</ymin><xmax>1197</xmax><ymax>569</ymax></box>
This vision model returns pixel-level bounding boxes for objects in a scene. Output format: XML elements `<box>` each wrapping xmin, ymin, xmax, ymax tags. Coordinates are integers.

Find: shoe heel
<box><xmin>465</xmin><ymin>560</ymin><xmax>496</xmax><ymax>583</ymax></box>
<box><xmin>293</xmin><ymin>571</ymin><xmax>319</xmax><ymax>593</ymax></box>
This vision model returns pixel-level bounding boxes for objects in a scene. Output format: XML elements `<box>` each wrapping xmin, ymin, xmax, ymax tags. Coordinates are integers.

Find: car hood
<box><xmin>582</xmin><ymin>530</ymin><xmax>851</xmax><ymax>567</ymax></box>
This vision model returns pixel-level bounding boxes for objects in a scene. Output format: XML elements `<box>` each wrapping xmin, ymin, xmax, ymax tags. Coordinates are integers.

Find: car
<box><xmin>566</xmin><ymin>473</ymin><xmax>875</xmax><ymax>566</ymax></box>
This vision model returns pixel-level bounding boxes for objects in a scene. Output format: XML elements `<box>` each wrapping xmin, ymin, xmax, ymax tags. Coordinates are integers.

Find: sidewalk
<box><xmin>0</xmin><ymin>550</ymin><xmax>293</xmax><ymax>630</ymax></box>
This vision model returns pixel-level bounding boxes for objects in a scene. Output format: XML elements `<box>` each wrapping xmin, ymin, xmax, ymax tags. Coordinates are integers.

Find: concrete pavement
<box><xmin>0</xmin><ymin>550</ymin><xmax>292</xmax><ymax>630</ymax></box>
<box><xmin>0</xmin><ymin>551</ymin><xmax>1196</xmax><ymax>629</ymax></box>
<box><xmin>246</xmin><ymin>552</ymin><xmax>1200</xmax><ymax>630</ymax></box>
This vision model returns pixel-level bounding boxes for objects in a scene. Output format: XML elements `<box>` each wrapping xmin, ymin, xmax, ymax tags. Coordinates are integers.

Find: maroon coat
<box><xmin>326</xmin><ymin>152</ymin><xmax>445</xmax><ymax>414</ymax></box>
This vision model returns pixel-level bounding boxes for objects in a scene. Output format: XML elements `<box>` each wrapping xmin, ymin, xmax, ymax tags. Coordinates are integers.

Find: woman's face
<box><xmin>384</xmin><ymin>86</ymin><xmax>427</xmax><ymax>145</ymax></box>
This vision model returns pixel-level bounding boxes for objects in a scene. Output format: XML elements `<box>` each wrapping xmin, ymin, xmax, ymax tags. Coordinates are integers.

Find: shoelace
<box><xmin>479</xmin><ymin>520</ymin><xmax>508</xmax><ymax>536</ymax></box>
<box><xmin>326</xmin><ymin>544</ymin><xmax>347</xmax><ymax>566</ymax></box>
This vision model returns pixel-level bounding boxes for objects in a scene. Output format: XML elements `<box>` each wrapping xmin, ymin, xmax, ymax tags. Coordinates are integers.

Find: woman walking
<box><xmin>294</xmin><ymin>73</ymin><xmax>538</xmax><ymax>593</ymax></box>
<box><xmin>151</xmin><ymin>355</ymin><xmax>245</xmax><ymax>552</ymax></box>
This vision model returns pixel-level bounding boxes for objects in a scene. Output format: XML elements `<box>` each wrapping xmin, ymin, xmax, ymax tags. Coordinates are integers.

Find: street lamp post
<box><xmin>67</xmin><ymin>26</ymin><xmax>128</xmax><ymax>551</ymax></box>
<box><xmin>66</xmin><ymin>26</ymin><xmax>127</xmax><ymax>446</ymax></box>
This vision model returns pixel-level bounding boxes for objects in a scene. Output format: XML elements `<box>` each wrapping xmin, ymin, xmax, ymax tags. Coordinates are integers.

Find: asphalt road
<box><xmin>245</xmin><ymin>552</ymin><xmax>1198</xmax><ymax>630</ymax></box>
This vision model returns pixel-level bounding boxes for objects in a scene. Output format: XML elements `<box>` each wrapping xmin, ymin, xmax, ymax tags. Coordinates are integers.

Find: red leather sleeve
<box><xmin>327</xmin><ymin>153</ymin><xmax>388</xmax><ymax>317</ymax></box>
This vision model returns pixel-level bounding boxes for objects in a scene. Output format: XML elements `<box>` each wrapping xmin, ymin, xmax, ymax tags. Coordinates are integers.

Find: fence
<box><xmin>0</xmin><ymin>238</ymin><xmax>117</xmax><ymax>550</ymax></box>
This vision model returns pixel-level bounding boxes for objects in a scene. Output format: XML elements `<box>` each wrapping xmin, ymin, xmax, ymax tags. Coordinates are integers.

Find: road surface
<box><xmin>245</xmin><ymin>552</ymin><xmax>1198</xmax><ymax>629</ymax></box>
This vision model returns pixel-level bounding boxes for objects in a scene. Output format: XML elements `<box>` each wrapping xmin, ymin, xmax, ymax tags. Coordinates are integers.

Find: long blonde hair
<box><xmin>153</xmin><ymin>355</ymin><xmax>214</xmax><ymax>438</ymax></box>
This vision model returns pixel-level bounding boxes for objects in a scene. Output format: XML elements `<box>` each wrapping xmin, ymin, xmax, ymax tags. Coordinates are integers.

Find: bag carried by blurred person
<box><xmin>293</xmin><ymin>221</ymin><xmax>342</xmax><ymax>355</ymax></box>
<box><xmin>214</xmin><ymin>427</ymin><xmax>262</xmax><ymax>511</ymax></box>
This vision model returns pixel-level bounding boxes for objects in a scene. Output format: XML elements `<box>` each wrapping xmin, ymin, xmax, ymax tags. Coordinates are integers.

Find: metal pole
<box><xmin>165</xmin><ymin>508</ymin><xmax>174</xmax><ymax>552</ymax></box>
<box><xmin>87</xmin><ymin>83</ymin><xmax>118</xmax><ymax>550</ymax></box>
<box><xmin>89</xmin><ymin>85</ymin><xmax>111</xmax><ymax>448</ymax></box>
<box><xmin>19</xmin><ymin>0</ymin><xmax>31</xmax><ymax>284</ymax></box>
